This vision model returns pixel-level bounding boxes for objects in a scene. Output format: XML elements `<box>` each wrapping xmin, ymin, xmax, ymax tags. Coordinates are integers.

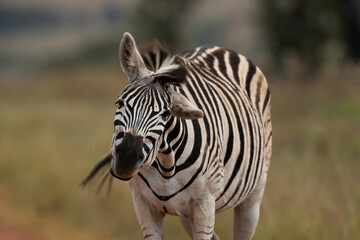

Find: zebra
<box><xmin>82</xmin><ymin>32</ymin><xmax>272</xmax><ymax>240</ymax></box>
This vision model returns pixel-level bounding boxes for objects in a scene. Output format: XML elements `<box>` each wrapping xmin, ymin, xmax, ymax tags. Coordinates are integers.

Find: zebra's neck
<box><xmin>152</xmin><ymin>116</ymin><xmax>187</xmax><ymax>178</ymax></box>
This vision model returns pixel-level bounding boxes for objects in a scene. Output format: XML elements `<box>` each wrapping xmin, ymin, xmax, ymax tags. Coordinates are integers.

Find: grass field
<box><xmin>0</xmin><ymin>65</ymin><xmax>359</xmax><ymax>239</ymax></box>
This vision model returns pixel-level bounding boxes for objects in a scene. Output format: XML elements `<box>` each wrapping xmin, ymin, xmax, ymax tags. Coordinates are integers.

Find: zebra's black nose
<box><xmin>112</xmin><ymin>133</ymin><xmax>144</xmax><ymax>180</ymax></box>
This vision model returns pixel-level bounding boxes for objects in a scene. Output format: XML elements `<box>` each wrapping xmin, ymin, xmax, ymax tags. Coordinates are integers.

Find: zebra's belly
<box><xmin>214</xmin><ymin>152</ymin><xmax>265</xmax><ymax>213</ymax></box>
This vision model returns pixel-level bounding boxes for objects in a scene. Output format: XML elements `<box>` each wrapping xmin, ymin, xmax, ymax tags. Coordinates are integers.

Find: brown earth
<box><xmin>0</xmin><ymin>218</ymin><xmax>44</xmax><ymax>240</ymax></box>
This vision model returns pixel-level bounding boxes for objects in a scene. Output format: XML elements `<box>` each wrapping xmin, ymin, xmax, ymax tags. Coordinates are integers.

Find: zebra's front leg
<box><xmin>131</xmin><ymin>190</ymin><xmax>165</xmax><ymax>239</ymax></box>
<box><xmin>191</xmin><ymin>196</ymin><xmax>217</xmax><ymax>240</ymax></box>
<box><xmin>179</xmin><ymin>216</ymin><xmax>220</xmax><ymax>240</ymax></box>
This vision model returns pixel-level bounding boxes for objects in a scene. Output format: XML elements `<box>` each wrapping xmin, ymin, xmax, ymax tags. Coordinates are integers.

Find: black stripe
<box><xmin>167</xmin><ymin>118</ymin><xmax>182</xmax><ymax>144</ymax></box>
<box><xmin>163</xmin><ymin>206</ymin><xmax>169</xmax><ymax>214</ymax></box>
<box><xmin>143</xmin><ymin>143</ymin><xmax>150</xmax><ymax>153</ymax></box>
<box><xmin>146</xmin><ymin>136</ymin><xmax>156</xmax><ymax>146</ymax></box>
<box><xmin>245</xmin><ymin>59</ymin><xmax>256</xmax><ymax>97</ymax></box>
<box><xmin>262</xmin><ymin>88</ymin><xmax>270</xmax><ymax>114</ymax></box>
<box><xmin>203</xmin><ymin>53</ymin><xmax>218</xmax><ymax>76</ymax></box>
<box><xmin>171</xmin><ymin>126</ymin><xmax>185</xmax><ymax>152</ymax></box>
<box><xmin>156</xmin><ymin>159</ymin><xmax>175</xmax><ymax>172</ymax></box>
<box><xmin>175</xmin><ymin>117</ymin><xmax>202</xmax><ymax>172</ymax></box>
<box><xmin>228</xmin><ymin>50</ymin><xmax>240</xmax><ymax>84</ymax></box>
<box><xmin>115</xmin><ymin>131</ymin><xmax>124</xmax><ymax>140</ymax></box>
<box><xmin>161</xmin><ymin>146</ymin><xmax>172</xmax><ymax>155</ymax></box>
<box><xmin>114</xmin><ymin>119</ymin><xmax>123</xmax><ymax>126</ymax></box>
<box><xmin>149</xmin><ymin>129</ymin><xmax>162</xmax><ymax>135</ymax></box>
<box><xmin>174</xmin><ymin>119</ymin><xmax>188</xmax><ymax>162</ymax></box>
<box><xmin>212</xmin><ymin>49</ymin><xmax>229</xmax><ymax>79</ymax></box>
<box><xmin>151</xmin><ymin>162</ymin><xmax>174</xmax><ymax>179</ymax></box>
<box><xmin>255</xmin><ymin>77</ymin><xmax>263</xmax><ymax>114</ymax></box>
<box><xmin>265</xmin><ymin>131</ymin><xmax>272</xmax><ymax>147</ymax></box>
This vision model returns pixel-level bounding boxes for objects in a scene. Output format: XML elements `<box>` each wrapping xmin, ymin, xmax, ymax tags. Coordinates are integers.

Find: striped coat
<box><xmin>82</xmin><ymin>33</ymin><xmax>272</xmax><ymax>240</ymax></box>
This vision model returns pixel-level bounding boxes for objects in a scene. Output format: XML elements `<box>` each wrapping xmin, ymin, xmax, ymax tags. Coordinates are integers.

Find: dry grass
<box><xmin>0</xmin><ymin>65</ymin><xmax>359</xmax><ymax>239</ymax></box>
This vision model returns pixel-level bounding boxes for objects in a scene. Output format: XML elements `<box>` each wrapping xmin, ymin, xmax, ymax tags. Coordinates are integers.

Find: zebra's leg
<box><xmin>233</xmin><ymin>172</ymin><xmax>267</xmax><ymax>240</ymax></box>
<box><xmin>131</xmin><ymin>190</ymin><xmax>165</xmax><ymax>239</ymax></box>
<box><xmin>179</xmin><ymin>216</ymin><xmax>220</xmax><ymax>240</ymax></box>
<box><xmin>211</xmin><ymin>232</ymin><xmax>220</xmax><ymax>240</ymax></box>
<box><xmin>179</xmin><ymin>216</ymin><xmax>193</xmax><ymax>238</ymax></box>
<box><xmin>191</xmin><ymin>196</ymin><xmax>217</xmax><ymax>240</ymax></box>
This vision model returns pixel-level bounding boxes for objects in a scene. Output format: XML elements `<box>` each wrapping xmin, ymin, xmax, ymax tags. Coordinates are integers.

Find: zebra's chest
<box><xmin>128</xmin><ymin>157</ymin><xmax>217</xmax><ymax>216</ymax></box>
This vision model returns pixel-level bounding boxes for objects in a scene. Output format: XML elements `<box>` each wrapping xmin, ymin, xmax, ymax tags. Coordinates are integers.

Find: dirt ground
<box><xmin>0</xmin><ymin>218</ymin><xmax>44</xmax><ymax>240</ymax></box>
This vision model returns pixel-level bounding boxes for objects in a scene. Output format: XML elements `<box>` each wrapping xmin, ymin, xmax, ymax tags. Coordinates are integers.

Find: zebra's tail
<box><xmin>80</xmin><ymin>153</ymin><xmax>113</xmax><ymax>195</ymax></box>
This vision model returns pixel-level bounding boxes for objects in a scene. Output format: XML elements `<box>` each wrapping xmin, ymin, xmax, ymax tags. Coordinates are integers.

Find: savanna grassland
<box><xmin>0</xmin><ymin>65</ymin><xmax>359</xmax><ymax>240</ymax></box>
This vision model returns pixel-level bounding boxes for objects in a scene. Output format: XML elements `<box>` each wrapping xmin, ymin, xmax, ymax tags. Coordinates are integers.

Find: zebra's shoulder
<box><xmin>178</xmin><ymin>45</ymin><xmax>270</xmax><ymax>118</ymax></box>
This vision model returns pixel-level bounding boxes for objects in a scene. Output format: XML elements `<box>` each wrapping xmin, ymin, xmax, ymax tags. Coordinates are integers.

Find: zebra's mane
<box><xmin>139</xmin><ymin>40</ymin><xmax>187</xmax><ymax>87</ymax></box>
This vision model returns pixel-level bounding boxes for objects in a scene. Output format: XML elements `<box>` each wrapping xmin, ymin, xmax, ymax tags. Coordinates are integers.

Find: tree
<box><xmin>130</xmin><ymin>0</ymin><xmax>195</xmax><ymax>50</ymax></box>
<box><xmin>259</xmin><ymin>0</ymin><xmax>360</xmax><ymax>72</ymax></box>
<box><xmin>341</xmin><ymin>0</ymin><xmax>360</xmax><ymax>61</ymax></box>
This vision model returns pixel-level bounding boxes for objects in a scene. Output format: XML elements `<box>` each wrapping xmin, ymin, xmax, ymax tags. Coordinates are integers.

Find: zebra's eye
<box><xmin>115</xmin><ymin>99</ymin><xmax>124</xmax><ymax>108</ymax></box>
<box><xmin>160</xmin><ymin>110</ymin><xmax>171</xmax><ymax>121</ymax></box>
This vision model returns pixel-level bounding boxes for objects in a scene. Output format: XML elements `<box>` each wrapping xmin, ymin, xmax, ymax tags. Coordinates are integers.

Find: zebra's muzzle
<box><xmin>110</xmin><ymin>167</ymin><xmax>133</xmax><ymax>181</ymax></box>
<box><xmin>111</xmin><ymin>133</ymin><xmax>144</xmax><ymax>181</ymax></box>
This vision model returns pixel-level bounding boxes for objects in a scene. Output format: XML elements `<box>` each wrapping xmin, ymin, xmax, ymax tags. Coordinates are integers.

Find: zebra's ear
<box><xmin>119</xmin><ymin>32</ymin><xmax>149</xmax><ymax>82</ymax></box>
<box><xmin>169</xmin><ymin>89</ymin><xmax>204</xmax><ymax>119</ymax></box>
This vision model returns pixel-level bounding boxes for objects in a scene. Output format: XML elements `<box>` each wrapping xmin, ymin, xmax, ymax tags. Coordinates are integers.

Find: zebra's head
<box><xmin>110</xmin><ymin>32</ymin><xmax>203</xmax><ymax>181</ymax></box>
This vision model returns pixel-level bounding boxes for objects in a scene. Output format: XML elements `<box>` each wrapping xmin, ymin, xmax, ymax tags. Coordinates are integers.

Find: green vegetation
<box><xmin>260</xmin><ymin>0</ymin><xmax>360</xmax><ymax>71</ymax></box>
<box><xmin>0</xmin><ymin>65</ymin><xmax>359</xmax><ymax>239</ymax></box>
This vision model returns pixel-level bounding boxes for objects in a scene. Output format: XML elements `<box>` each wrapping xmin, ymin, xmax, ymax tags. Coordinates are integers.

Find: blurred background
<box><xmin>0</xmin><ymin>0</ymin><xmax>359</xmax><ymax>239</ymax></box>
